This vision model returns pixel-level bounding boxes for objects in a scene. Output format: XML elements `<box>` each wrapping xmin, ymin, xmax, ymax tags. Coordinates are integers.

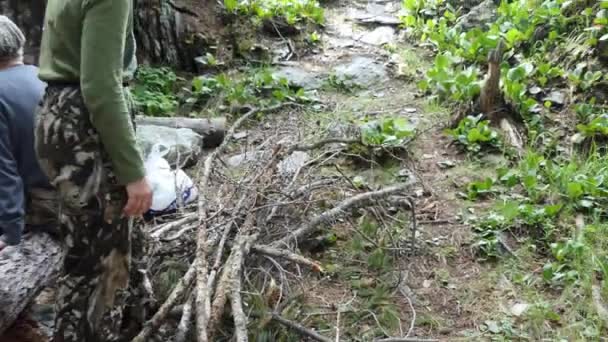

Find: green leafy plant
<box><xmin>132</xmin><ymin>66</ymin><xmax>180</xmax><ymax>116</ymax></box>
<box><xmin>360</xmin><ymin>117</ymin><xmax>416</xmax><ymax>147</ymax></box>
<box><xmin>224</xmin><ymin>0</ymin><xmax>324</xmax><ymax>25</ymax></box>
<box><xmin>418</xmin><ymin>52</ymin><xmax>481</xmax><ymax>102</ymax></box>
<box><xmin>185</xmin><ymin>68</ymin><xmax>308</xmax><ymax>112</ymax></box>
<box><xmin>542</xmin><ymin>238</ymin><xmax>586</xmax><ymax>284</ymax></box>
<box><xmin>445</xmin><ymin>115</ymin><xmax>502</xmax><ymax>154</ymax></box>
<box><xmin>465</xmin><ymin>178</ymin><xmax>495</xmax><ymax>200</ymax></box>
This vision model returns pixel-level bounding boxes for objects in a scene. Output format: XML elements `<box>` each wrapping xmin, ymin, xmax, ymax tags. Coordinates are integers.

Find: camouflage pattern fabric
<box><xmin>34</xmin><ymin>85</ymin><xmax>145</xmax><ymax>342</ymax></box>
<box><xmin>25</xmin><ymin>187</ymin><xmax>60</xmax><ymax>233</ymax></box>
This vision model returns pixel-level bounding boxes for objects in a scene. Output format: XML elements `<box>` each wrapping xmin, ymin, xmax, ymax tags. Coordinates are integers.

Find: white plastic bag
<box><xmin>144</xmin><ymin>144</ymin><xmax>199</xmax><ymax>215</ymax></box>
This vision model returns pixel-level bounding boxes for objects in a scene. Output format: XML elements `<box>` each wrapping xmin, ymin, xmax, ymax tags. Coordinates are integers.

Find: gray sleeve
<box><xmin>0</xmin><ymin>104</ymin><xmax>24</xmax><ymax>246</ymax></box>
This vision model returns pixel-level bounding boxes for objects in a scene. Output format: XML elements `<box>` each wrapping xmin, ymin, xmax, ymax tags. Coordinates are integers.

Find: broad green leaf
<box><xmin>567</xmin><ymin>182</ymin><xmax>584</xmax><ymax>199</ymax></box>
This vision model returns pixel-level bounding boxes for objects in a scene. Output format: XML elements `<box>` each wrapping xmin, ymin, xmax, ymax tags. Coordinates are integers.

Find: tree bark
<box><xmin>0</xmin><ymin>233</ymin><xmax>64</xmax><ymax>334</ymax></box>
<box><xmin>133</xmin><ymin>0</ymin><xmax>232</xmax><ymax>71</ymax></box>
<box><xmin>0</xmin><ymin>0</ymin><xmax>231</xmax><ymax>71</ymax></box>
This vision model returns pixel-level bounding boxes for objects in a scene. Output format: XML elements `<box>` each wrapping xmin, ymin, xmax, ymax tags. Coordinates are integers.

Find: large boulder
<box><xmin>273</xmin><ymin>66</ymin><xmax>326</xmax><ymax>90</ymax></box>
<box><xmin>454</xmin><ymin>0</ymin><xmax>498</xmax><ymax>31</ymax></box>
<box><xmin>136</xmin><ymin>125</ymin><xmax>203</xmax><ymax>167</ymax></box>
<box><xmin>332</xmin><ymin>56</ymin><xmax>389</xmax><ymax>89</ymax></box>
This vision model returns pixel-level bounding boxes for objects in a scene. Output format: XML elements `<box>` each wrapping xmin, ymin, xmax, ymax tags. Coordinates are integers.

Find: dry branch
<box><xmin>174</xmin><ymin>293</ymin><xmax>194</xmax><ymax>342</ymax></box>
<box><xmin>290</xmin><ymin>138</ymin><xmax>360</xmax><ymax>153</ymax></box>
<box><xmin>270</xmin><ymin>312</ymin><xmax>332</xmax><ymax>342</ymax></box>
<box><xmin>374</xmin><ymin>338</ymin><xmax>439</xmax><ymax>342</ymax></box>
<box><xmin>150</xmin><ymin>215</ymin><xmax>196</xmax><ymax>239</ymax></box>
<box><xmin>592</xmin><ymin>284</ymin><xmax>608</xmax><ymax>322</ymax></box>
<box><xmin>230</xmin><ymin>236</ymin><xmax>257</xmax><ymax>342</ymax></box>
<box><xmin>274</xmin><ymin>183</ymin><xmax>411</xmax><ymax>247</ymax></box>
<box><xmin>208</xmin><ymin>213</ymin><xmax>257</xmax><ymax>336</ymax></box>
<box><xmin>194</xmin><ymin>106</ymin><xmax>260</xmax><ymax>341</ymax></box>
<box><xmin>251</xmin><ymin>245</ymin><xmax>323</xmax><ymax>272</ymax></box>
<box><xmin>131</xmin><ymin>261</ymin><xmax>197</xmax><ymax>342</ymax></box>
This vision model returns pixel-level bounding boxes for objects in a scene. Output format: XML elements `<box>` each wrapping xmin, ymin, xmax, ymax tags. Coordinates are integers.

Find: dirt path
<box><xmin>254</xmin><ymin>1</ymin><xmax>506</xmax><ymax>340</ymax></box>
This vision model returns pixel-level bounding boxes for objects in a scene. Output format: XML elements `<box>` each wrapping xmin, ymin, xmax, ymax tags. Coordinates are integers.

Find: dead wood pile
<box><xmin>132</xmin><ymin>104</ymin><xmax>416</xmax><ymax>341</ymax></box>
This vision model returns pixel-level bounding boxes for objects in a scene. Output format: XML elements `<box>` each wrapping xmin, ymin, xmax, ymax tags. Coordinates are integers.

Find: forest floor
<box><xmin>206</xmin><ymin>0</ymin><xmax>524</xmax><ymax>339</ymax></box>
<box><xmin>255</xmin><ymin>1</ymin><xmax>498</xmax><ymax>341</ymax></box>
<box><xmin>8</xmin><ymin>0</ymin><xmax>608</xmax><ymax>341</ymax></box>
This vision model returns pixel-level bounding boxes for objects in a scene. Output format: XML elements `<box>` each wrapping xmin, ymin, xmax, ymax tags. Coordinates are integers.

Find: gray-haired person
<box><xmin>0</xmin><ymin>16</ymin><xmax>56</xmax><ymax>251</ymax></box>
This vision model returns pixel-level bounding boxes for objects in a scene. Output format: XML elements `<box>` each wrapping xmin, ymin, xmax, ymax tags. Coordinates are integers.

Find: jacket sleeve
<box><xmin>0</xmin><ymin>104</ymin><xmax>24</xmax><ymax>245</ymax></box>
<box><xmin>80</xmin><ymin>0</ymin><xmax>145</xmax><ymax>185</ymax></box>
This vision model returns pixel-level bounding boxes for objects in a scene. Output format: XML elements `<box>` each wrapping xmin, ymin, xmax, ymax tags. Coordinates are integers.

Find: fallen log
<box><xmin>135</xmin><ymin>116</ymin><xmax>226</xmax><ymax>148</ymax></box>
<box><xmin>0</xmin><ymin>233</ymin><xmax>64</xmax><ymax>334</ymax></box>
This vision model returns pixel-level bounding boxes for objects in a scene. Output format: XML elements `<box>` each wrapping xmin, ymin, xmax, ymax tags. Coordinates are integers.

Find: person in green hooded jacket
<box><xmin>35</xmin><ymin>1</ymin><xmax>153</xmax><ymax>341</ymax></box>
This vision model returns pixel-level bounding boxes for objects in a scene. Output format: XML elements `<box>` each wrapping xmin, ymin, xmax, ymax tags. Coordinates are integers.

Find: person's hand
<box><xmin>124</xmin><ymin>177</ymin><xmax>153</xmax><ymax>217</ymax></box>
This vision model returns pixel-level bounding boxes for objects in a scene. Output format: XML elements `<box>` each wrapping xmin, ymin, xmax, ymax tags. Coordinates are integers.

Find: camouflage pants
<box><xmin>35</xmin><ymin>85</ymin><xmax>146</xmax><ymax>342</ymax></box>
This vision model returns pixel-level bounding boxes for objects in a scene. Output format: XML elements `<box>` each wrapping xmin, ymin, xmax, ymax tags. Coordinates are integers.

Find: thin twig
<box><xmin>208</xmin><ymin>214</ymin><xmax>256</xmax><ymax>336</ymax></box>
<box><xmin>174</xmin><ymin>293</ymin><xmax>195</xmax><ymax>342</ymax></box>
<box><xmin>289</xmin><ymin>138</ymin><xmax>360</xmax><ymax>152</ymax></box>
<box><xmin>373</xmin><ymin>338</ymin><xmax>439</xmax><ymax>342</ymax></box>
<box><xmin>231</xmin><ymin>235</ymin><xmax>257</xmax><ymax>342</ymax></box>
<box><xmin>274</xmin><ymin>183</ymin><xmax>412</xmax><ymax>247</ymax></box>
<box><xmin>251</xmin><ymin>245</ymin><xmax>324</xmax><ymax>272</ymax></box>
<box><xmin>404</xmin><ymin>293</ymin><xmax>416</xmax><ymax>338</ymax></box>
<box><xmin>592</xmin><ymin>284</ymin><xmax>608</xmax><ymax>322</ymax></box>
<box><xmin>335</xmin><ymin>310</ymin><xmax>341</xmax><ymax>342</ymax></box>
<box><xmin>270</xmin><ymin>312</ymin><xmax>333</xmax><ymax>342</ymax></box>
<box><xmin>131</xmin><ymin>261</ymin><xmax>197</xmax><ymax>342</ymax></box>
<box><xmin>195</xmin><ymin>105</ymin><xmax>279</xmax><ymax>340</ymax></box>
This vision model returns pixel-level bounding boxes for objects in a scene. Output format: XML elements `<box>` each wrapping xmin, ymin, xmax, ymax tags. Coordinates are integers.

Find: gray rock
<box><xmin>359</xmin><ymin>26</ymin><xmax>395</xmax><ymax>46</ymax></box>
<box><xmin>226</xmin><ymin>151</ymin><xmax>266</xmax><ymax>167</ymax></box>
<box><xmin>332</xmin><ymin>56</ymin><xmax>389</xmax><ymax>88</ymax></box>
<box><xmin>278</xmin><ymin>151</ymin><xmax>311</xmax><ymax>177</ymax></box>
<box><xmin>273</xmin><ymin>66</ymin><xmax>325</xmax><ymax>90</ymax></box>
<box><xmin>327</xmin><ymin>122</ymin><xmax>358</xmax><ymax>138</ymax></box>
<box><xmin>543</xmin><ymin>90</ymin><xmax>567</xmax><ymax>105</ymax></box>
<box><xmin>136</xmin><ymin>125</ymin><xmax>202</xmax><ymax>167</ymax></box>
<box><xmin>357</xmin><ymin>15</ymin><xmax>401</xmax><ymax>26</ymax></box>
<box><xmin>454</xmin><ymin>0</ymin><xmax>498</xmax><ymax>31</ymax></box>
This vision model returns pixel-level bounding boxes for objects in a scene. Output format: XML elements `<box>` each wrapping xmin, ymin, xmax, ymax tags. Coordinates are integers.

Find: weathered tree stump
<box><xmin>133</xmin><ymin>0</ymin><xmax>232</xmax><ymax>71</ymax></box>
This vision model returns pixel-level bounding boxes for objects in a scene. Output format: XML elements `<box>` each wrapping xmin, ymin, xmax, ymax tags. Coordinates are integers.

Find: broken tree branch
<box><xmin>270</xmin><ymin>312</ymin><xmax>333</xmax><ymax>342</ymax></box>
<box><xmin>195</xmin><ymin>105</ymin><xmax>268</xmax><ymax>341</ymax></box>
<box><xmin>207</xmin><ymin>214</ymin><xmax>256</xmax><ymax>337</ymax></box>
<box><xmin>274</xmin><ymin>183</ymin><xmax>411</xmax><ymax>247</ymax></box>
<box><xmin>131</xmin><ymin>260</ymin><xmax>197</xmax><ymax>342</ymax></box>
<box><xmin>373</xmin><ymin>338</ymin><xmax>439</xmax><ymax>342</ymax></box>
<box><xmin>289</xmin><ymin>138</ymin><xmax>361</xmax><ymax>153</ymax></box>
<box><xmin>174</xmin><ymin>293</ymin><xmax>194</xmax><ymax>342</ymax></box>
<box><xmin>251</xmin><ymin>245</ymin><xmax>323</xmax><ymax>272</ymax></box>
<box><xmin>231</xmin><ymin>235</ymin><xmax>257</xmax><ymax>342</ymax></box>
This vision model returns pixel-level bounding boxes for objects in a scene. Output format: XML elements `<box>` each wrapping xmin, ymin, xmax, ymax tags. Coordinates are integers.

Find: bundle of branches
<box><xmin>133</xmin><ymin>104</ymin><xmax>416</xmax><ymax>342</ymax></box>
